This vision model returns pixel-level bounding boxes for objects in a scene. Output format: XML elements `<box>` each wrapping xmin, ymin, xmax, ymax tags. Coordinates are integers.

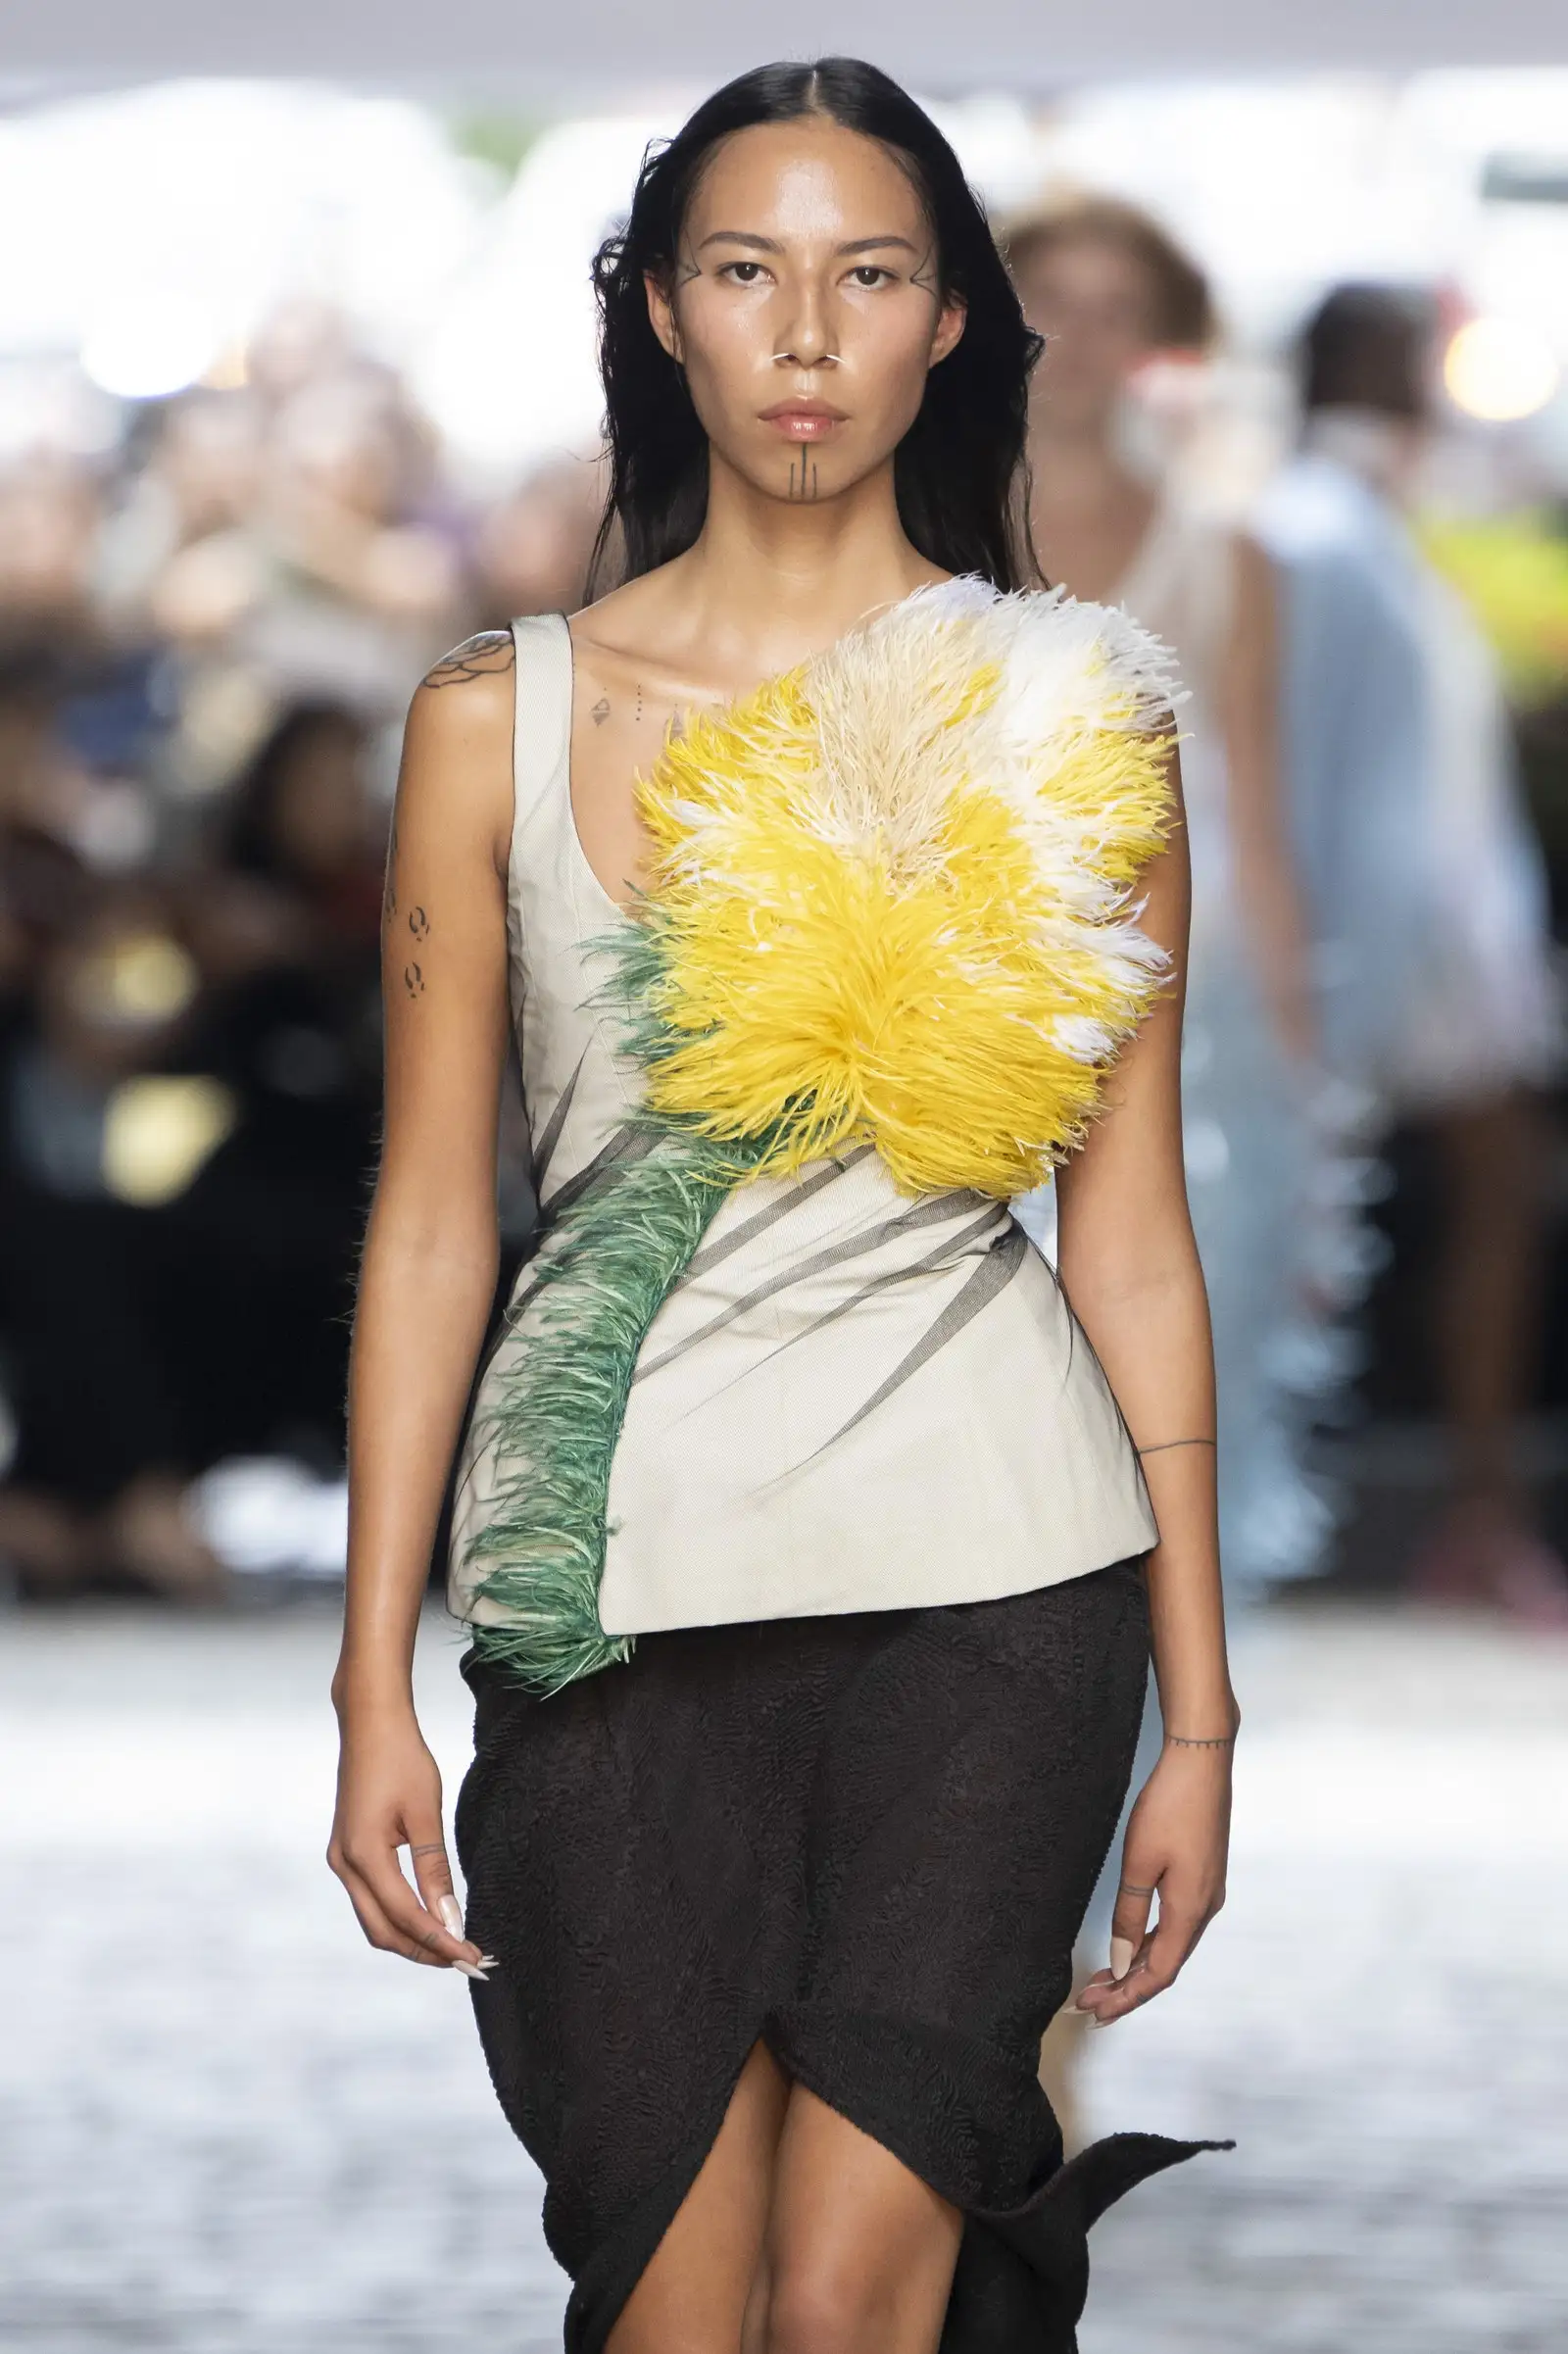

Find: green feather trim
<box><xmin>465</xmin><ymin>920</ymin><xmax>782</xmax><ymax>1693</ymax></box>
<box><xmin>464</xmin><ymin>1128</ymin><xmax>724</xmax><ymax>1691</ymax></box>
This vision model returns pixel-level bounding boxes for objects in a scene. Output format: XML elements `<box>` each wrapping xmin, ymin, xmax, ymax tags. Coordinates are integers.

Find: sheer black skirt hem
<box><xmin>454</xmin><ymin>1557</ymin><xmax>1229</xmax><ymax>2351</ymax></box>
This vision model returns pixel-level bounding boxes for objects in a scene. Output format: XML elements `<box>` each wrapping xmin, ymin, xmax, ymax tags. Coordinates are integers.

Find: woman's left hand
<box><xmin>1075</xmin><ymin>1736</ymin><xmax>1234</xmax><ymax>2027</ymax></box>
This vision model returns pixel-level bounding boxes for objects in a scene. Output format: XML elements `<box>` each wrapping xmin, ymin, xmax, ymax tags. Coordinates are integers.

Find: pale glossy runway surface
<box><xmin>3</xmin><ymin>1596</ymin><xmax>1565</xmax><ymax>2352</ymax></box>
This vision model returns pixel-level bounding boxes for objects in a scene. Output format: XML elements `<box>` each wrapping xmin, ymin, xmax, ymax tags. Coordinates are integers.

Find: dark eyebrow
<box><xmin>695</xmin><ymin>231</ymin><xmax>921</xmax><ymax>257</ymax></box>
<box><xmin>697</xmin><ymin>231</ymin><xmax>784</xmax><ymax>253</ymax></box>
<box><xmin>836</xmin><ymin>236</ymin><xmax>920</xmax><ymax>256</ymax></box>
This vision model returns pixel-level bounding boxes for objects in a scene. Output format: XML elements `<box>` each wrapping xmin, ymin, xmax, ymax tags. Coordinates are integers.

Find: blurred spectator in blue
<box><xmin>1256</xmin><ymin>284</ymin><xmax>1566</xmax><ymax>1623</ymax></box>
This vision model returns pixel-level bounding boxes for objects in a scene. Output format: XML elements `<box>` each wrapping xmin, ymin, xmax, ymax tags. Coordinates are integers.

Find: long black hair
<box><xmin>587</xmin><ymin>58</ymin><xmax>1043</xmax><ymax>597</ymax></box>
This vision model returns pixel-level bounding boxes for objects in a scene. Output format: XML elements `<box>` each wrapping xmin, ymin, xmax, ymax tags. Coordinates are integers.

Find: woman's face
<box><xmin>648</xmin><ymin>119</ymin><xmax>965</xmax><ymax>509</ymax></box>
<box><xmin>1011</xmin><ymin>234</ymin><xmax>1160</xmax><ymax>435</ymax></box>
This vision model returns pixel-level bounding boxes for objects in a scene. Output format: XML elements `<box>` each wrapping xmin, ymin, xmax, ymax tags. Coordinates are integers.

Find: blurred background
<box><xmin>1</xmin><ymin>8</ymin><xmax>1567</xmax><ymax>2351</ymax></box>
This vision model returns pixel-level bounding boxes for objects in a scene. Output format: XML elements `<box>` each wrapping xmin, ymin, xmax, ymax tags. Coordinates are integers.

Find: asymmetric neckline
<box><xmin>559</xmin><ymin>578</ymin><xmax>963</xmax><ymax>917</ymax></box>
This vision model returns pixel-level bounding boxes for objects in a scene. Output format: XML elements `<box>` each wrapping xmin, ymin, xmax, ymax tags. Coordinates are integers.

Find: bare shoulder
<box><xmin>411</xmin><ymin>627</ymin><xmax>515</xmax><ymax>722</ymax></box>
<box><xmin>397</xmin><ymin>632</ymin><xmax>515</xmax><ymax>863</ymax></box>
<box><xmin>405</xmin><ymin>629</ymin><xmax>515</xmax><ymax>758</ymax></box>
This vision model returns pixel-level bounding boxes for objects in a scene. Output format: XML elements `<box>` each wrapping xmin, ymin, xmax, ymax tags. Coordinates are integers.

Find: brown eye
<box><xmin>721</xmin><ymin>261</ymin><xmax>766</xmax><ymax>285</ymax></box>
<box><xmin>850</xmin><ymin>266</ymin><xmax>896</xmax><ymax>289</ymax></box>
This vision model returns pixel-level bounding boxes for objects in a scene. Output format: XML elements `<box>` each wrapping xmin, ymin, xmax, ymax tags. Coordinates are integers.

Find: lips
<box><xmin>759</xmin><ymin>400</ymin><xmax>847</xmax><ymax>442</ymax></box>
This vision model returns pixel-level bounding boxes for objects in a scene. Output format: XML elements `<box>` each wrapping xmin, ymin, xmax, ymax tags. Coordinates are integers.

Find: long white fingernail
<box><xmin>438</xmin><ymin>1894</ymin><xmax>464</xmax><ymax>1938</ymax></box>
<box><xmin>1109</xmin><ymin>1937</ymin><xmax>1136</xmax><ymax>1983</ymax></box>
<box><xmin>451</xmin><ymin>1959</ymin><xmax>489</xmax><ymax>1983</ymax></box>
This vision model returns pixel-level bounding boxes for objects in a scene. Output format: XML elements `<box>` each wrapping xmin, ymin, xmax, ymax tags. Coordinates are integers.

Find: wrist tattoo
<box><xmin>1135</xmin><ymin>1437</ymin><xmax>1217</xmax><ymax>1457</ymax></box>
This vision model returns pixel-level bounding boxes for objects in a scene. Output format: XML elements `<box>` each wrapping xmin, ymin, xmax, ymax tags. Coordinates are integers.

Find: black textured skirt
<box><xmin>454</xmin><ymin>1555</ymin><xmax>1225</xmax><ymax>2352</ymax></box>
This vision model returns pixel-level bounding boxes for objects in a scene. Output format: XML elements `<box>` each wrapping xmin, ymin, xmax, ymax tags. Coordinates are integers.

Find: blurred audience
<box><xmin>0</xmin><ymin>311</ymin><xmax>604</xmax><ymax>1598</ymax></box>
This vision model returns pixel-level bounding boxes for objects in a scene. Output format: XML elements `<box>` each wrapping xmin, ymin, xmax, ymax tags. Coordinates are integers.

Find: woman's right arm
<box><xmin>327</xmin><ymin>630</ymin><xmax>516</xmax><ymax>1977</ymax></box>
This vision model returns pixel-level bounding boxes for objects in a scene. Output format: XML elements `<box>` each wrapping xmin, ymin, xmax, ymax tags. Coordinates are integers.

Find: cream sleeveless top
<box><xmin>447</xmin><ymin>612</ymin><xmax>1159</xmax><ymax>1657</ymax></box>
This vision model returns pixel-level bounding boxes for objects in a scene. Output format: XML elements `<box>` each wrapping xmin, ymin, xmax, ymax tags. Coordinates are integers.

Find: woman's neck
<box><xmin>652</xmin><ymin>452</ymin><xmax>947</xmax><ymax>689</ymax></box>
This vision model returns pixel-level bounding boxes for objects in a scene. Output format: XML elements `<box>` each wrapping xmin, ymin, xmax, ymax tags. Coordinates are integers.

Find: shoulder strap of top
<box><xmin>508</xmin><ymin>613</ymin><xmax>572</xmax><ymax>868</ymax></box>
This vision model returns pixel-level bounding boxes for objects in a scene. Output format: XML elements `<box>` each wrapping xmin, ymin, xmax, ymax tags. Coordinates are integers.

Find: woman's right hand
<box><xmin>327</xmin><ymin>1696</ymin><xmax>491</xmax><ymax>1978</ymax></box>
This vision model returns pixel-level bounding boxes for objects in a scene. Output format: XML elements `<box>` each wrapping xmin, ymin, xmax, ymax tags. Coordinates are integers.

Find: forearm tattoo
<box><xmin>422</xmin><ymin>630</ymin><xmax>516</xmax><ymax>689</ymax></box>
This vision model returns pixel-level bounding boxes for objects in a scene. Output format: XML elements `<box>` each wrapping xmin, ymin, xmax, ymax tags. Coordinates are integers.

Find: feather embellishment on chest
<box><xmin>618</xmin><ymin>576</ymin><xmax>1180</xmax><ymax>1198</ymax></box>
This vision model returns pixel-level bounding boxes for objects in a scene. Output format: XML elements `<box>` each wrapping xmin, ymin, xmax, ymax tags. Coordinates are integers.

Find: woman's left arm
<box><xmin>1053</xmin><ymin>748</ymin><xmax>1237</xmax><ymax>2026</ymax></box>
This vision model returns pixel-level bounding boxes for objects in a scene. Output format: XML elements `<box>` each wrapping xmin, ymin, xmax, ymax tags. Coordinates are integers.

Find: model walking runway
<box><xmin>331</xmin><ymin>56</ymin><xmax>1236</xmax><ymax>2354</ymax></box>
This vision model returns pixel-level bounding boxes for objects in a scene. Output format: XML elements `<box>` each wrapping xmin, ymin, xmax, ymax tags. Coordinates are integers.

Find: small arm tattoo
<box><xmin>1135</xmin><ymin>1437</ymin><xmax>1216</xmax><ymax>1457</ymax></box>
<box><xmin>422</xmin><ymin>631</ymin><xmax>516</xmax><ymax>689</ymax></box>
<box><xmin>408</xmin><ymin>906</ymin><xmax>429</xmax><ymax>941</ymax></box>
<box><xmin>404</xmin><ymin>962</ymin><xmax>425</xmax><ymax>999</ymax></box>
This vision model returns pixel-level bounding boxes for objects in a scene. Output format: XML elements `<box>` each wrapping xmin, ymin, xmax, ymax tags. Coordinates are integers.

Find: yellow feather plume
<box><xmin>630</xmin><ymin>580</ymin><xmax>1178</xmax><ymax>1199</ymax></box>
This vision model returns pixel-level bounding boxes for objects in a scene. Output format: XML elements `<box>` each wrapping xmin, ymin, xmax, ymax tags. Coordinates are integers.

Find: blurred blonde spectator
<box><xmin>93</xmin><ymin>391</ymin><xmax>269</xmax><ymax>644</ymax></box>
<box><xmin>1006</xmin><ymin>194</ymin><xmax>1343</xmax><ymax>1604</ymax></box>
<box><xmin>91</xmin><ymin>335</ymin><xmax>473</xmax><ymax>800</ymax></box>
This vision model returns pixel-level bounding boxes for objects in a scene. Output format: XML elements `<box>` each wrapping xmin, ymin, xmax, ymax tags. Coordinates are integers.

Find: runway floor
<box><xmin>2</xmin><ymin>1594</ymin><xmax>1565</xmax><ymax>2352</ymax></box>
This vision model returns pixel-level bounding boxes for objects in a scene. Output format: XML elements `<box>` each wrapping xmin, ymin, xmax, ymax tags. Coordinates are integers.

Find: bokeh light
<box><xmin>1444</xmin><ymin>315</ymin><xmax>1561</xmax><ymax>422</ymax></box>
<box><xmin>80</xmin><ymin>295</ymin><xmax>222</xmax><ymax>401</ymax></box>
